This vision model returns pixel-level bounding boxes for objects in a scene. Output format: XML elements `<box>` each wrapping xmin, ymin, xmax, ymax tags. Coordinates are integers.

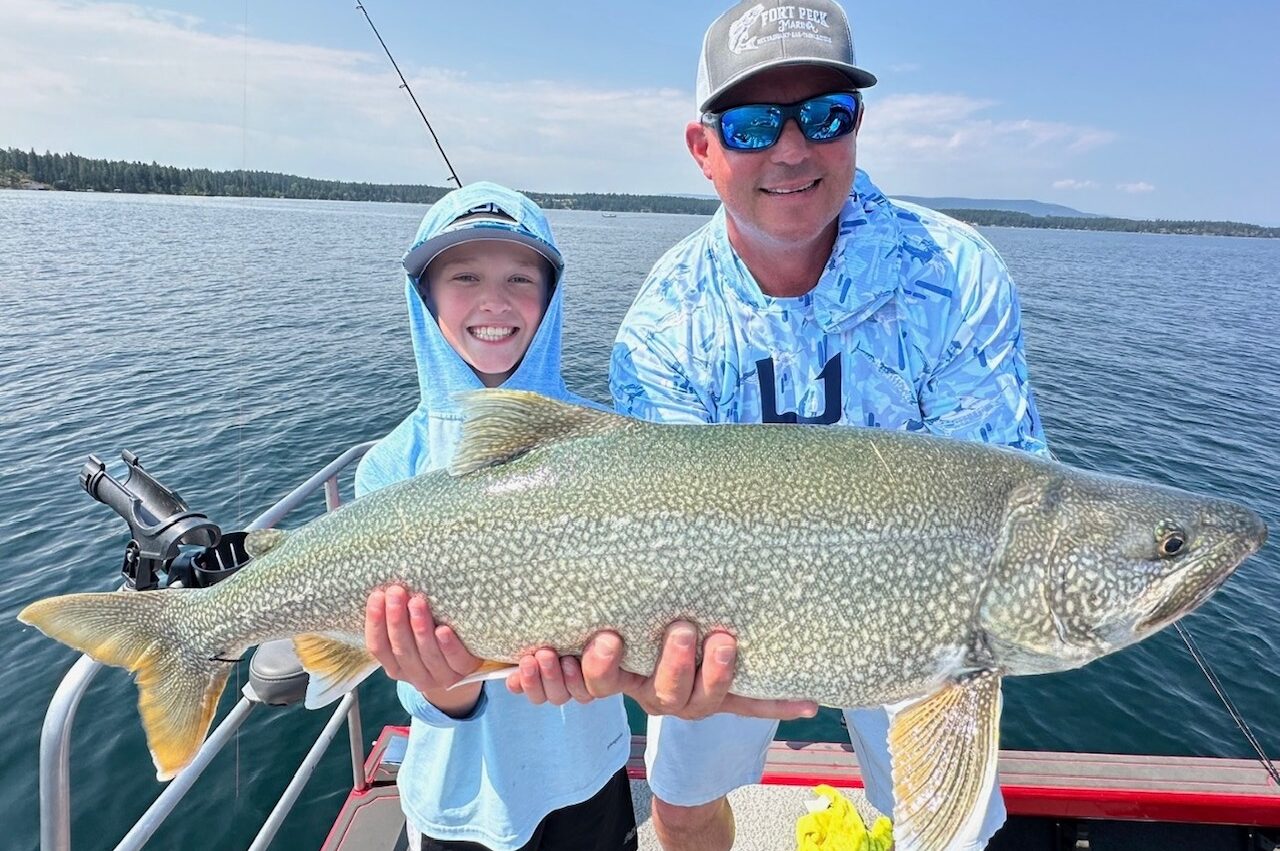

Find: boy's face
<box><xmin>426</xmin><ymin>240</ymin><xmax>550</xmax><ymax>387</ymax></box>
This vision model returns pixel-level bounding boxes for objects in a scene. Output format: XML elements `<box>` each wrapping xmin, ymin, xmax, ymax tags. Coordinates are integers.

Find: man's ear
<box><xmin>686</xmin><ymin>121</ymin><xmax>714</xmax><ymax>180</ymax></box>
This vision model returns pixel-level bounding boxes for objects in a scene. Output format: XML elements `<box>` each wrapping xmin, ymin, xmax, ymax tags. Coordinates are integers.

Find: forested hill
<box><xmin>3</xmin><ymin>148</ymin><xmax>1275</xmax><ymax>237</ymax></box>
<box><xmin>0</xmin><ymin>148</ymin><xmax>719</xmax><ymax>215</ymax></box>
<box><xmin>941</xmin><ymin>209</ymin><xmax>1279</xmax><ymax>239</ymax></box>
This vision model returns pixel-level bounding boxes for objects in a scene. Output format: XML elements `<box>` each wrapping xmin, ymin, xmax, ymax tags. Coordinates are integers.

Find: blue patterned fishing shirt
<box><xmin>610</xmin><ymin>169</ymin><xmax>1049</xmax><ymax>457</ymax></box>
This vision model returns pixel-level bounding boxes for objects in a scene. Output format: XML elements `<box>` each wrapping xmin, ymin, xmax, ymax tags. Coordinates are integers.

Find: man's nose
<box><xmin>768</xmin><ymin>118</ymin><xmax>810</xmax><ymax>165</ymax></box>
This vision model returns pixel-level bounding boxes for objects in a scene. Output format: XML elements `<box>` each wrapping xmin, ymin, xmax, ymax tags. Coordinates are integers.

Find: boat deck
<box><xmin>323</xmin><ymin>727</ymin><xmax>1280</xmax><ymax>851</ymax></box>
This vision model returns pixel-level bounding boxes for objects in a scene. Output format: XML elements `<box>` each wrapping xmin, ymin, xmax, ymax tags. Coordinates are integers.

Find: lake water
<box><xmin>1</xmin><ymin>190</ymin><xmax>1277</xmax><ymax>849</ymax></box>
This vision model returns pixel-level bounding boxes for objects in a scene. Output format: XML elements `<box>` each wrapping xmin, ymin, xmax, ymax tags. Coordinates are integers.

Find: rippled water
<box><xmin>1</xmin><ymin>190</ymin><xmax>1276</xmax><ymax>849</ymax></box>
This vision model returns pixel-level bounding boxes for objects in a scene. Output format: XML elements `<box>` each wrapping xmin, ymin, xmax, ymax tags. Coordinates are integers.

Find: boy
<box><xmin>357</xmin><ymin>182</ymin><xmax>637</xmax><ymax>851</ymax></box>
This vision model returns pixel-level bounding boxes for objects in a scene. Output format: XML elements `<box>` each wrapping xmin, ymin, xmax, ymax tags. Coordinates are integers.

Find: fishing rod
<box><xmin>356</xmin><ymin>2</ymin><xmax>462</xmax><ymax>188</ymax></box>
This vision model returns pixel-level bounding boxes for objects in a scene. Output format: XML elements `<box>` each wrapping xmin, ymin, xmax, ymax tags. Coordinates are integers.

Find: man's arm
<box><xmin>919</xmin><ymin>241</ymin><xmax>1049</xmax><ymax>456</ymax></box>
<box><xmin>610</xmin><ymin>320</ymin><xmax>716</xmax><ymax>425</ymax></box>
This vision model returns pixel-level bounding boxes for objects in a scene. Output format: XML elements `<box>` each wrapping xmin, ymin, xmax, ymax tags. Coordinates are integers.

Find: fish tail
<box><xmin>18</xmin><ymin>590</ymin><xmax>236</xmax><ymax>781</ymax></box>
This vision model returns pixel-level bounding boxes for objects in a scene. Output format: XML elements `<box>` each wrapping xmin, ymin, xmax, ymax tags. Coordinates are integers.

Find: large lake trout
<box><xmin>19</xmin><ymin>391</ymin><xmax>1267</xmax><ymax>851</ymax></box>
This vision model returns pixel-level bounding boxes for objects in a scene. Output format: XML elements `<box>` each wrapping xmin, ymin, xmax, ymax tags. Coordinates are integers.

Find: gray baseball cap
<box><xmin>401</xmin><ymin>181</ymin><xmax>564</xmax><ymax>283</ymax></box>
<box><xmin>695</xmin><ymin>0</ymin><xmax>877</xmax><ymax>114</ymax></box>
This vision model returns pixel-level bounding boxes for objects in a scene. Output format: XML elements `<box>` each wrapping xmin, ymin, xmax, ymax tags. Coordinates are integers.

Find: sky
<box><xmin>2</xmin><ymin>0</ymin><xmax>1278</xmax><ymax>225</ymax></box>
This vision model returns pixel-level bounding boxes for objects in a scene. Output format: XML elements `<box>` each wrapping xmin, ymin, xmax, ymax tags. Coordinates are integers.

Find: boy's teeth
<box><xmin>471</xmin><ymin>326</ymin><xmax>516</xmax><ymax>341</ymax></box>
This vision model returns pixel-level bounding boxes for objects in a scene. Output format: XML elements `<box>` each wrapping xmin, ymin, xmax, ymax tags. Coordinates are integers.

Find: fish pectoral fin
<box><xmin>293</xmin><ymin>634</ymin><xmax>378</xmax><ymax>710</ymax></box>
<box><xmin>452</xmin><ymin>659</ymin><xmax>519</xmax><ymax>687</ymax></box>
<box><xmin>244</xmin><ymin>528</ymin><xmax>289</xmax><ymax>558</ymax></box>
<box><xmin>448</xmin><ymin>389</ymin><xmax>633</xmax><ymax>476</ymax></box>
<box><xmin>887</xmin><ymin>669</ymin><xmax>1003</xmax><ymax>851</ymax></box>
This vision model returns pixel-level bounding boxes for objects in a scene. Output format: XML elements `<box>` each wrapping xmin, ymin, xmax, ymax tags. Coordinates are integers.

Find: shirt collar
<box><xmin>713</xmin><ymin>170</ymin><xmax>902</xmax><ymax>332</ymax></box>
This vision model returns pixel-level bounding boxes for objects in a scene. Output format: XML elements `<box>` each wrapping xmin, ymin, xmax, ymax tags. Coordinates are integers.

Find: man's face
<box><xmin>687</xmin><ymin>65</ymin><xmax>859</xmax><ymax>260</ymax></box>
<box><xmin>425</xmin><ymin>240</ymin><xmax>549</xmax><ymax>387</ymax></box>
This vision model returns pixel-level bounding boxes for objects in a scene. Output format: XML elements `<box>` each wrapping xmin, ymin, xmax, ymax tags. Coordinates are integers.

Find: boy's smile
<box><xmin>426</xmin><ymin>240</ymin><xmax>550</xmax><ymax>387</ymax></box>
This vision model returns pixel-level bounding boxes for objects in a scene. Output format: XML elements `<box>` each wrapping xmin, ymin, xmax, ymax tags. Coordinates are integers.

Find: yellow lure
<box><xmin>795</xmin><ymin>784</ymin><xmax>894</xmax><ymax>851</ymax></box>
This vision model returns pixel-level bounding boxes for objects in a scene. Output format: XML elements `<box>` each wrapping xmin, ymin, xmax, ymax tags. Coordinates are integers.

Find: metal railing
<box><xmin>38</xmin><ymin>442</ymin><xmax>377</xmax><ymax>851</ymax></box>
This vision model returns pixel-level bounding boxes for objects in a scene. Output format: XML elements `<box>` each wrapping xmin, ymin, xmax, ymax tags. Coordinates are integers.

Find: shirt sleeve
<box><xmin>396</xmin><ymin>679</ymin><xmax>490</xmax><ymax>727</ymax></box>
<box><xmin>609</xmin><ymin>297</ymin><xmax>717</xmax><ymax>425</ymax></box>
<box><xmin>919</xmin><ymin>241</ymin><xmax>1049</xmax><ymax>457</ymax></box>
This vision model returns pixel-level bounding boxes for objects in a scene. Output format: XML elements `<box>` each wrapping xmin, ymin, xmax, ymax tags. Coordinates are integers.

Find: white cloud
<box><xmin>859</xmin><ymin>93</ymin><xmax>1114</xmax><ymax>196</ymax></box>
<box><xmin>0</xmin><ymin>0</ymin><xmax>697</xmax><ymax>192</ymax></box>
<box><xmin>0</xmin><ymin>0</ymin><xmax>1119</xmax><ymax>200</ymax></box>
<box><xmin>1118</xmin><ymin>181</ymin><xmax>1156</xmax><ymax>193</ymax></box>
<box><xmin>1053</xmin><ymin>179</ymin><xmax>1100</xmax><ymax>190</ymax></box>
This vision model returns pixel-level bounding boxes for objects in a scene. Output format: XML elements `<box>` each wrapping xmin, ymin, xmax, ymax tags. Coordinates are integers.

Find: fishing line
<box><xmin>234</xmin><ymin>0</ymin><xmax>250</xmax><ymax>806</ymax></box>
<box><xmin>1174</xmin><ymin>621</ymin><xmax>1280</xmax><ymax>784</ymax></box>
<box><xmin>356</xmin><ymin>2</ymin><xmax>463</xmax><ymax>188</ymax></box>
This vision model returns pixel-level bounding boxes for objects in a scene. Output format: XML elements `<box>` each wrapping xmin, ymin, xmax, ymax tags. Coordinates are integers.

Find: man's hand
<box><xmin>509</xmin><ymin>621</ymin><xmax>819</xmax><ymax>721</ymax></box>
<box><xmin>365</xmin><ymin>585</ymin><xmax>484</xmax><ymax>717</ymax></box>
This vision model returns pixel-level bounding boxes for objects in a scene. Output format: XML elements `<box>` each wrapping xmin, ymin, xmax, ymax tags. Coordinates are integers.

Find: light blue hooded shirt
<box><xmin>355</xmin><ymin>182</ymin><xmax>630</xmax><ymax>850</ymax></box>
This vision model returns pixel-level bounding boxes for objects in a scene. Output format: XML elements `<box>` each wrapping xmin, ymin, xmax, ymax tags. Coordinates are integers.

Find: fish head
<box><xmin>983</xmin><ymin>470</ymin><xmax>1267</xmax><ymax>672</ymax></box>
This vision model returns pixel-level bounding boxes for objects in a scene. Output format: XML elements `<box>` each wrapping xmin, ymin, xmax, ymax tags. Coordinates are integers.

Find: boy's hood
<box><xmin>403</xmin><ymin>181</ymin><xmax>570</xmax><ymax>410</ymax></box>
<box><xmin>355</xmin><ymin>183</ymin><xmax>582</xmax><ymax>496</ymax></box>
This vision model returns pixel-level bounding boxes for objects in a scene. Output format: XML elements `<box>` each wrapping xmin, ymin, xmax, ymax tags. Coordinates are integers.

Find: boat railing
<box><xmin>38</xmin><ymin>441</ymin><xmax>377</xmax><ymax>851</ymax></box>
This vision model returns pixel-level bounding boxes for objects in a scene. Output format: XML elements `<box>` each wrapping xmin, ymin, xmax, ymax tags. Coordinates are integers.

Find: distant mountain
<box><xmin>895</xmin><ymin>196</ymin><xmax>1102</xmax><ymax>219</ymax></box>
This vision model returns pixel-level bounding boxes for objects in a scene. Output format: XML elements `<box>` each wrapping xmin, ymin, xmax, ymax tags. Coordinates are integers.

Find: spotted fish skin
<box><xmin>214</xmin><ymin>415</ymin><xmax>1020</xmax><ymax>706</ymax></box>
<box><xmin>17</xmin><ymin>390</ymin><xmax>1268</xmax><ymax>847</ymax></box>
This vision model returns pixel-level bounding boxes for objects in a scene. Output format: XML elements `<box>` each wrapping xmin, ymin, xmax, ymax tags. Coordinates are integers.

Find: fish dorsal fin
<box><xmin>888</xmin><ymin>669</ymin><xmax>1003</xmax><ymax>851</ymax></box>
<box><xmin>449</xmin><ymin>390</ymin><xmax>632</xmax><ymax>477</ymax></box>
<box><xmin>244</xmin><ymin>528</ymin><xmax>289</xmax><ymax>559</ymax></box>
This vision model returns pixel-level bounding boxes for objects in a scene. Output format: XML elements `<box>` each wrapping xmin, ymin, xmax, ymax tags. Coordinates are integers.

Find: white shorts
<box><xmin>645</xmin><ymin>706</ymin><xmax>1006</xmax><ymax>847</ymax></box>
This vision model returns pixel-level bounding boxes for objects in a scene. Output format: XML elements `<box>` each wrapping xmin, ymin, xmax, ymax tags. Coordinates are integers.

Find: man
<box><xmin>608</xmin><ymin>1</ymin><xmax>1048</xmax><ymax>849</ymax></box>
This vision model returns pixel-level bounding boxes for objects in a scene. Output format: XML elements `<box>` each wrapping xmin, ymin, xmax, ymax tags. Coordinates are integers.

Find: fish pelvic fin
<box><xmin>293</xmin><ymin>634</ymin><xmax>379</xmax><ymax>709</ymax></box>
<box><xmin>449</xmin><ymin>390</ymin><xmax>633</xmax><ymax>476</ymax></box>
<box><xmin>18</xmin><ymin>590</ymin><xmax>236</xmax><ymax>782</ymax></box>
<box><xmin>453</xmin><ymin>659</ymin><xmax>520</xmax><ymax>687</ymax></box>
<box><xmin>887</xmin><ymin>670</ymin><xmax>1003</xmax><ymax>851</ymax></box>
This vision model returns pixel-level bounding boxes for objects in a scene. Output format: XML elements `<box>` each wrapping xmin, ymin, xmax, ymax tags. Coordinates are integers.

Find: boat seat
<box><xmin>249</xmin><ymin>639</ymin><xmax>309</xmax><ymax>706</ymax></box>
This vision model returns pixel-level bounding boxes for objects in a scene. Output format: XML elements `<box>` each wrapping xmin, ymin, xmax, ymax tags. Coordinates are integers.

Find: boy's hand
<box><xmin>365</xmin><ymin>585</ymin><xmax>484</xmax><ymax>717</ymax></box>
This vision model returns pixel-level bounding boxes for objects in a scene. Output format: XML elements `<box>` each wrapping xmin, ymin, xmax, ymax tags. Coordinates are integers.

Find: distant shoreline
<box><xmin>4</xmin><ymin>148</ymin><xmax>1276</xmax><ymax>238</ymax></box>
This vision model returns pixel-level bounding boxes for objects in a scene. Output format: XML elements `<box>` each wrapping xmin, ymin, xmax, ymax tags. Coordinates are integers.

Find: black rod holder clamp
<box><xmin>80</xmin><ymin>451</ymin><xmax>222</xmax><ymax>591</ymax></box>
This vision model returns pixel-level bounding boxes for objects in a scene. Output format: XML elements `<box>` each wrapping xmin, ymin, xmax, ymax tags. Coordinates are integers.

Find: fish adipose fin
<box><xmin>887</xmin><ymin>669</ymin><xmax>1003</xmax><ymax>851</ymax></box>
<box><xmin>293</xmin><ymin>634</ymin><xmax>379</xmax><ymax>709</ymax></box>
<box><xmin>453</xmin><ymin>658</ymin><xmax>520</xmax><ymax>687</ymax></box>
<box><xmin>18</xmin><ymin>590</ymin><xmax>237</xmax><ymax>782</ymax></box>
<box><xmin>449</xmin><ymin>390</ymin><xmax>634</xmax><ymax>476</ymax></box>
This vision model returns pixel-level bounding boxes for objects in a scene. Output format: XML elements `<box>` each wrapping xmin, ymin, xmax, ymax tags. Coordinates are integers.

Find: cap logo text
<box><xmin>729</xmin><ymin>4</ymin><xmax>832</xmax><ymax>53</ymax></box>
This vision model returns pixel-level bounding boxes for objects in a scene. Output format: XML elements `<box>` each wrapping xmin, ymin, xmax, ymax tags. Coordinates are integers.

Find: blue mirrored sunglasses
<box><xmin>703</xmin><ymin>92</ymin><xmax>862</xmax><ymax>152</ymax></box>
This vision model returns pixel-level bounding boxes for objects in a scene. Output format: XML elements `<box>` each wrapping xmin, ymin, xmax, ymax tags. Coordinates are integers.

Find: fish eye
<box><xmin>1156</xmin><ymin>524</ymin><xmax>1187</xmax><ymax>558</ymax></box>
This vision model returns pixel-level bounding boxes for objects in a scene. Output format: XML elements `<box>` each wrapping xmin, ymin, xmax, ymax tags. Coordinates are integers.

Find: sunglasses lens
<box><xmin>799</xmin><ymin>94</ymin><xmax>858</xmax><ymax>141</ymax></box>
<box><xmin>714</xmin><ymin>93</ymin><xmax>859</xmax><ymax>151</ymax></box>
<box><xmin>719</xmin><ymin>106</ymin><xmax>783</xmax><ymax>151</ymax></box>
